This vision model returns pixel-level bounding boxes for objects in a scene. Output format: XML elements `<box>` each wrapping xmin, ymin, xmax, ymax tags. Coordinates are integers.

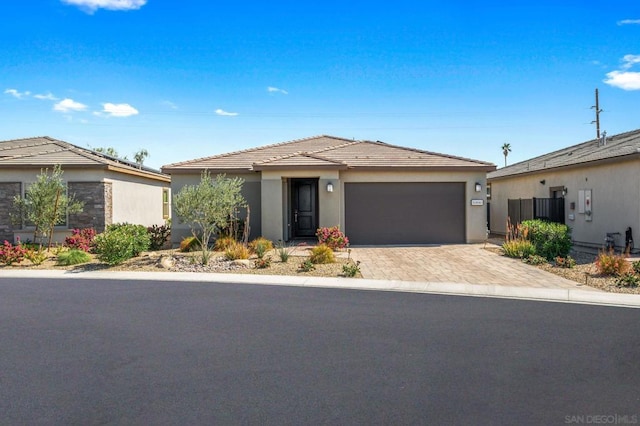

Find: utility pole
<box><xmin>591</xmin><ymin>88</ymin><xmax>602</xmax><ymax>139</ymax></box>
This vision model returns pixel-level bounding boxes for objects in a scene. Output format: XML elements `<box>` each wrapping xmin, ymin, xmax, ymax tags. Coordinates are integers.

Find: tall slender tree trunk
<box><xmin>48</xmin><ymin>188</ymin><xmax>62</xmax><ymax>250</ymax></box>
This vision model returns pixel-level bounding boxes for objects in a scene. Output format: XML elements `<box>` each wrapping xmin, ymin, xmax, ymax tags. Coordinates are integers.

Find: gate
<box><xmin>508</xmin><ymin>198</ymin><xmax>565</xmax><ymax>225</ymax></box>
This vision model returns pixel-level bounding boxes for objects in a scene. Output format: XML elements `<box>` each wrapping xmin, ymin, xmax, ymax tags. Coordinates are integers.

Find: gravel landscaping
<box><xmin>0</xmin><ymin>246</ymin><xmax>359</xmax><ymax>278</ymax></box>
<box><xmin>485</xmin><ymin>238</ymin><xmax>640</xmax><ymax>294</ymax></box>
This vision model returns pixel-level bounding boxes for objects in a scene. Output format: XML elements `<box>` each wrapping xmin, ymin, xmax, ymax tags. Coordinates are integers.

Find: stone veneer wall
<box><xmin>68</xmin><ymin>182</ymin><xmax>113</xmax><ymax>232</ymax></box>
<box><xmin>0</xmin><ymin>182</ymin><xmax>21</xmax><ymax>242</ymax></box>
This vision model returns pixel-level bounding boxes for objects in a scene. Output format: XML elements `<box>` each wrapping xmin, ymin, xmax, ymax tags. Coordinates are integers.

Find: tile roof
<box><xmin>488</xmin><ymin>128</ymin><xmax>640</xmax><ymax>180</ymax></box>
<box><xmin>162</xmin><ymin>135</ymin><xmax>496</xmax><ymax>173</ymax></box>
<box><xmin>0</xmin><ymin>136</ymin><xmax>169</xmax><ymax>181</ymax></box>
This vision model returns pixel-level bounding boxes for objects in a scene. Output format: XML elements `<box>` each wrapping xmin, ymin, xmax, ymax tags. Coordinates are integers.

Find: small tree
<box><xmin>173</xmin><ymin>172</ymin><xmax>246</xmax><ymax>264</ymax></box>
<box><xmin>12</xmin><ymin>165</ymin><xmax>84</xmax><ymax>248</ymax></box>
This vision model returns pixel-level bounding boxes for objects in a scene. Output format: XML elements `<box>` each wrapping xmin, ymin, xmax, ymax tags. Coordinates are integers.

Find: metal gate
<box><xmin>508</xmin><ymin>198</ymin><xmax>565</xmax><ymax>225</ymax></box>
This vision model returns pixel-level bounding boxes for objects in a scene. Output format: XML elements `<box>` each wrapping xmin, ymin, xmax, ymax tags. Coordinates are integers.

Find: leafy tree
<box><xmin>12</xmin><ymin>165</ymin><xmax>84</xmax><ymax>247</ymax></box>
<box><xmin>133</xmin><ymin>149</ymin><xmax>149</xmax><ymax>168</ymax></box>
<box><xmin>94</xmin><ymin>146</ymin><xmax>120</xmax><ymax>158</ymax></box>
<box><xmin>173</xmin><ymin>172</ymin><xmax>246</xmax><ymax>264</ymax></box>
<box><xmin>501</xmin><ymin>142</ymin><xmax>512</xmax><ymax>167</ymax></box>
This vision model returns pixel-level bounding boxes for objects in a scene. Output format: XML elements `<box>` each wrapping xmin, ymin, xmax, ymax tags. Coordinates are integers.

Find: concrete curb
<box><xmin>2</xmin><ymin>269</ymin><xmax>640</xmax><ymax>308</ymax></box>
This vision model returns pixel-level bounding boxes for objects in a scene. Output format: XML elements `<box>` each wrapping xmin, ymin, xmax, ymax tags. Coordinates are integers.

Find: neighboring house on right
<box><xmin>487</xmin><ymin>128</ymin><xmax>640</xmax><ymax>252</ymax></box>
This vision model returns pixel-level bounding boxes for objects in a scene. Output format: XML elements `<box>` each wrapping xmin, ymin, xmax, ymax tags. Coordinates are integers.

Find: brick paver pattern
<box><xmin>350</xmin><ymin>244</ymin><xmax>597</xmax><ymax>290</ymax></box>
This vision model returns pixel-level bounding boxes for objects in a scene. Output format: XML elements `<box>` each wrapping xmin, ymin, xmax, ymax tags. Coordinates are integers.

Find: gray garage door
<box><xmin>344</xmin><ymin>182</ymin><xmax>466</xmax><ymax>245</ymax></box>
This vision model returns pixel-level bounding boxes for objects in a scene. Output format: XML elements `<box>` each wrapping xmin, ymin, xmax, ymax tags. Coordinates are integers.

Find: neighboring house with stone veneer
<box><xmin>487</xmin><ymin>128</ymin><xmax>640</xmax><ymax>251</ymax></box>
<box><xmin>163</xmin><ymin>135</ymin><xmax>495</xmax><ymax>246</ymax></box>
<box><xmin>0</xmin><ymin>137</ymin><xmax>171</xmax><ymax>243</ymax></box>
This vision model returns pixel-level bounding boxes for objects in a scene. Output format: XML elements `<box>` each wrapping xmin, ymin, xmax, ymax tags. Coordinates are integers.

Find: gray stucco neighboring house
<box><xmin>0</xmin><ymin>136</ymin><xmax>171</xmax><ymax>243</ymax></box>
<box><xmin>162</xmin><ymin>135</ymin><xmax>496</xmax><ymax>246</ymax></box>
<box><xmin>487</xmin><ymin>128</ymin><xmax>640</xmax><ymax>251</ymax></box>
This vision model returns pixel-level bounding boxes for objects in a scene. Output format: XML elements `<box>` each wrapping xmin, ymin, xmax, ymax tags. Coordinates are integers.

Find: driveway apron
<box><xmin>349</xmin><ymin>244</ymin><xmax>595</xmax><ymax>290</ymax></box>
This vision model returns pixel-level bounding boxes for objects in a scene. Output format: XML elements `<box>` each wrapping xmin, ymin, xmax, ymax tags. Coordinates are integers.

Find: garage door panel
<box><xmin>345</xmin><ymin>182</ymin><xmax>465</xmax><ymax>245</ymax></box>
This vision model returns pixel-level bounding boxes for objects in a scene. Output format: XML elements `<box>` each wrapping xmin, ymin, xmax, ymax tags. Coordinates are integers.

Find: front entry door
<box><xmin>292</xmin><ymin>179</ymin><xmax>318</xmax><ymax>238</ymax></box>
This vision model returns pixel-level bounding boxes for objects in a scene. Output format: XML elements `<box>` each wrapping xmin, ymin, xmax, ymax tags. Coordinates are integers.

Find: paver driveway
<box><xmin>350</xmin><ymin>244</ymin><xmax>593</xmax><ymax>290</ymax></box>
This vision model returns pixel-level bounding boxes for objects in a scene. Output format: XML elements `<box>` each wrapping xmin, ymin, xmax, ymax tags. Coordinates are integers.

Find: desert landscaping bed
<box><xmin>0</xmin><ymin>247</ymin><xmax>358</xmax><ymax>279</ymax></box>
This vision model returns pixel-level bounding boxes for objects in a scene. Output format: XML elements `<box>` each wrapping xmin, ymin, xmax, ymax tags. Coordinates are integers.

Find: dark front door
<box><xmin>292</xmin><ymin>179</ymin><xmax>318</xmax><ymax>238</ymax></box>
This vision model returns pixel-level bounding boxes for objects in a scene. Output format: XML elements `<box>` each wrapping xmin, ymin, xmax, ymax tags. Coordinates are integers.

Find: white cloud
<box><xmin>34</xmin><ymin>92</ymin><xmax>58</xmax><ymax>101</ymax></box>
<box><xmin>53</xmin><ymin>98</ymin><xmax>88</xmax><ymax>112</ymax></box>
<box><xmin>161</xmin><ymin>100</ymin><xmax>178</xmax><ymax>110</ymax></box>
<box><xmin>61</xmin><ymin>0</ymin><xmax>147</xmax><ymax>14</ymax></box>
<box><xmin>617</xmin><ymin>19</ymin><xmax>640</xmax><ymax>26</ymax></box>
<box><xmin>621</xmin><ymin>54</ymin><xmax>640</xmax><ymax>69</ymax></box>
<box><xmin>604</xmin><ymin>70</ymin><xmax>640</xmax><ymax>90</ymax></box>
<box><xmin>101</xmin><ymin>103</ymin><xmax>139</xmax><ymax>117</ymax></box>
<box><xmin>267</xmin><ymin>86</ymin><xmax>288</xmax><ymax>95</ymax></box>
<box><xmin>215</xmin><ymin>108</ymin><xmax>238</xmax><ymax>116</ymax></box>
<box><xmin>4</xmin><ymin>88</ymin><xmax>31</xmax><ymax>99</ymax></box>
<box><xmin>604</xmin><ymin>54</ymin><xmax>640</xmax><ymax>90</ymax></box>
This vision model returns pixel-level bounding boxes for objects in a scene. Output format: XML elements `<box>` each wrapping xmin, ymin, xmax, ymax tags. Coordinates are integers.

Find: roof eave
<box><xmin>487</xmin><ymin>152</ymin><xmax>640</xmax><ymax>182</ymax></box>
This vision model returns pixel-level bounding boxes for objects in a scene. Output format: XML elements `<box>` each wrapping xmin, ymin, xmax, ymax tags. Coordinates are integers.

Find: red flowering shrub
<box><xmin>0</xmin><ymin>239</ymin><xmax>27</xmax><ymax>265</ymax></box>
<box><xmin>315</xmin><ymin>226</ymin><xmax>349</xmax><ymax>250</ymax></box>
<box><xmin>64</xmin><ymin>228</ymin><xmax>97</xmax><ymax>252</ymax></box>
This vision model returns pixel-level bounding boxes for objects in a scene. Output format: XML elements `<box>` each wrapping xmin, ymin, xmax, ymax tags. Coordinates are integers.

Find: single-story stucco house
<box><xmin>162</xmin><ymin>135</ymin><xmax>496</xmax><ymax>246</ymax></box>
<box><xmin>0</xmin><ymin>136</ymin><xmax>171</xmax><ymax>243</ymax></box>
<box><xmin>487</xmin><ymin>128</ymin><xmax>640</xmax><ymax>252</ymax></box>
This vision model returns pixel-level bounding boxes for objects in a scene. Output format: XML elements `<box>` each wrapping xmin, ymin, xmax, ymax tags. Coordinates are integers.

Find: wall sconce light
<box><xmin>326</xmin><ymin>182</ymin><xmax>334</xmax><ymax>193</ymax></box>
<box><xmin>562</xmin><ymin>188</ymin><xmax>568</xmax><ymax>196</ymax></box>
<box><xmin>540</xmin><ymin>179</ymin><xmax>546</xmax><ymax>185</ymax></box>
<box><xmin>475</xmin><ymin>182</ymin><xmax>482</xmax><ymax>192</ymax></box>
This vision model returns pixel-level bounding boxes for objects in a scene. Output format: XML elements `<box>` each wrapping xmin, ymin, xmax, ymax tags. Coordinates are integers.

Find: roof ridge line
<box><xmin>368</xmin><ymin>139</ymin><xmax>495</xmax><ymax>166</ymax></box>
<box><xmin>163</xmin><ymin>135</ymin><xmax>354</xmax><ymax>168</ymax></box>
<box><xmin>495</xmin><ymin>128</ymin><xmax>640</xmax><ymax>173</ymax></box>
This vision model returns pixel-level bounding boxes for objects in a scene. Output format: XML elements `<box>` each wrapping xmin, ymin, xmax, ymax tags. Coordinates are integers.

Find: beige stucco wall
<box><xmin>488</xmin><ymin>159</ymin><xmax>640</xmax><ymax>249</ymax></box>
<box><xmin>108</xmin><ymin>173</ymin><xmax>169</xmax><ymax>227</ymax></box>
<box><xmin>260</xmin><ymin>170</ymin><xmax>341</xmax><ymax>242</ymax></box>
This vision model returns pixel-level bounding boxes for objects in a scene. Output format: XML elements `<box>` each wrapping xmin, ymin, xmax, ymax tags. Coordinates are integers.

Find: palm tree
<box><xmin>501</xmin><ymin>143</ymin><xmax>511</xmax><ymax>167</ymax></box>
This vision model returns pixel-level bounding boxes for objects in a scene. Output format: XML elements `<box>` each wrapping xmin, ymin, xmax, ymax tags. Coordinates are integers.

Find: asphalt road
<box><xmin>1</xmin><ymin>278</ymin><xmax>639</xmax><ymax>425</ymax></box>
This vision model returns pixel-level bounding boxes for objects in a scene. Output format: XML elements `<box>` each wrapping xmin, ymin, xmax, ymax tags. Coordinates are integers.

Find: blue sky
<box><xmin>2</xmin><ymin>0</ymin><xmax>639</xmax><ymax>170</ymax></box>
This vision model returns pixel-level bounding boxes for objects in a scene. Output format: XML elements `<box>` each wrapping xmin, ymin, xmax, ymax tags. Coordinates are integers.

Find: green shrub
<box><xmin>502</xmin><ymin>239</ymin><xmax>536</xmax><ymax>259</ymax></box>
<box><xmin>147</xmin><ymin>224</ymin><xmax>171</xmax><ymax>250</ymax></box>
<box><xmin>298</xmin><ymin>259</ymin><xmax>315</xmax><ymax>272</ymax></box>
<box><xmin>254</xmin><ymin>256</ymin><xmax>272</xmax><ymax>269</ymax></box>
<box><xmin>523</xmin><ymin>254</ymin><xmax>548</xmax><ymax>265</ymax></box>
<box><xmin>520</xmin><ymin>220</ymin><xmax>572</xmax><ymax>260</ymax></box>
<box><xmin>224</xmin><ymin>241</ymin><xmax>250</xmax><ymax>260</ymax></box>
<box><xmin>616</xmin><ymin>273</ymin><xmax>640</xmax><ymax>287</ymax></box>
<box><xmin>56</xmin><ymin>249</ymin><xmax>91</xmax><ymax>266</ymax></box>
<box><xmin>309</xmin><ymin>244</ymin><xmax>335</xmax><ymax>264</ymax></box>
<box><xmin>276</xmin><ymin>240</ymin><xmax>293</xmax><ymax>263</ymax></box>
<box><xmin>105</xmin><ymin>223</ymin><xmax>150</xmax><ymax>256</ymax></box>
<box><xmin>249</xmin><ymin>237</ymin><xmax>274</xmax><ymax>258</ymax></box>
<box><xmin>595</xmin><ymin>249</ymin><xmax>629</xmax><ymax>276</ymax></box>
<box><xmin>555</xmin><ymin>256</ymin><xmax>576</xmax><ymax>269</ymax></box>
<box><xmin>24</xmin><ymin>245</ymin><xmax>48</xmax><ymax>265</ymax></box>
<box><xmin>94</xmin><ymin>224</ymin><xmax>151</xmax><ymax>265</ymax></box>
<box><xmin>342</xmin><ymin>260</ymin><xmax>361</xmax><ymax>277</ymax></box>
<box><xmin>632</xmin><ymin>260</ymin><xmax>640</xmax><ymax>275</ymax></box>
